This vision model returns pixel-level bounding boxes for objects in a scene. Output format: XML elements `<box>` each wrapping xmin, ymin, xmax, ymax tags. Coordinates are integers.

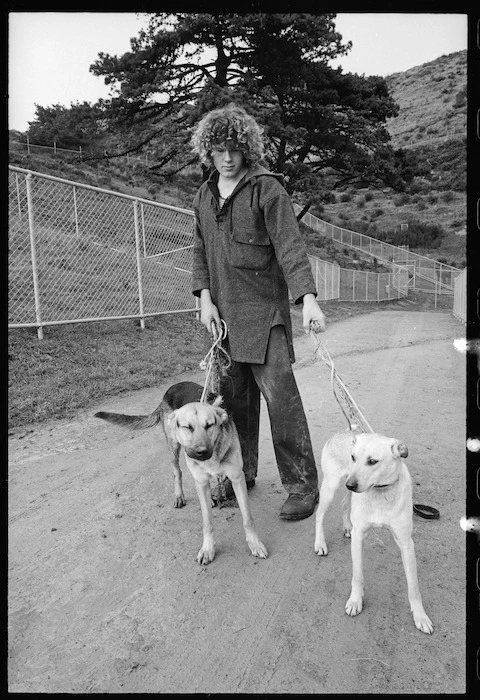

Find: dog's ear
<box><xmin>213</xmin><ymin>406</ymin><xmax>229</xmax><ymax>425</ymax></box>
<box><xmin>391</xmin><ymin>441</ymin><xmax>408</xmax><ymax>458</ymax></box>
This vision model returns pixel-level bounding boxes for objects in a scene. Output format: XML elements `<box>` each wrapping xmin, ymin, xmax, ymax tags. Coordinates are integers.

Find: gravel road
<box><xmin>8</xmin><ymin>310</ymin><xmax>466</xmax><ymax>693</ymax></box>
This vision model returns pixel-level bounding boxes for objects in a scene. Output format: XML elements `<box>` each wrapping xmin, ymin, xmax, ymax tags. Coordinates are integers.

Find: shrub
<box><xmin>340</xmin><ymin>192</ymin><xmax>352</xmax><ymax>202</ymax></box>
<box><xmin>373</xmin><ymin>220</ymin><xmax>445</xmax><ymax>249</ymax></box>
<box><xmin>364</xmin><ymin>192</ymin><xmax>374</xmax><ymax>202</ymax></box>
<box><xmin>393</xmin><ymin>193</ymin><xmax>409</xmax><ymax>207</ymax></box>
<box><xmin>441</xmin><ymin>190</ymin><xmax>455</xmax><ymax>203</ymax></box>
<box><xmin>407</xmin><ymin>179</ymin><xmax>427</xmax><ymax>195</ymax></box>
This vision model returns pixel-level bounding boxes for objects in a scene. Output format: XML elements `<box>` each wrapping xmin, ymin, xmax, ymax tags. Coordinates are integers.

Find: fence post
<box><xmin>26</xmin><ymin>134</ymin><xmax>30</xmax><ymax>155</ymax></box>
<box><xmin>54</xmin><ymin>141</ymin><xmax>57</xmax><ymax>154</ymax></box>
<box><xmin>16</xmin><ymin>173</ymin><xmax>22</xmax><ymax>216</ymax></box>
<box><xmin>133</xmin><ymin>200</ymin><xmax>146</xmax><ymax>330</ymax></box>
<box><xmin>140</xmin><ymin>202</ymin><xmax>147</xmax><ymax>257</ymax></box>
<box><xmin>25</xmin><ymin>173</ymin><xmax>44</xmax><ymax>340</ymax></box>
<box><xmin>73</xmin><ymin>186</ymin><xmax>79</xmax><ymax>236</ymax></box>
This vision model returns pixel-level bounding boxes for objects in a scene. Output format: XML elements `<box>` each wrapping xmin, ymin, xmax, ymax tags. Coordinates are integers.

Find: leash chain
<box><xmin>199</xmin><ymin>319</ymin><xmax>231</xmax><ymax>404</ymax></box>
<box><xmin>310</xmin><ymin>329</ymin><xmax>374</xmax><ymax>434</ymax></box>
<box><xmin>199</xmin><ymin>319</ymin><xmax>232</xmax><ymax>502</ymax></box>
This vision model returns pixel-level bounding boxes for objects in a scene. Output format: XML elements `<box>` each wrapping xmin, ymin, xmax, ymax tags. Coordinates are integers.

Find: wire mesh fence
<box><xmin>9</xmin><ymin>167</ymin><xmax>197</xmax><ymax>338</ymax></box>
<box><xmin>10</xmin><ymin>166</ymin><xmax>454</xmax><ymax>339</ymax></box>
<box><xmin>294</xmin><ymin>204</ymin><xmax>462</xmax><ymax>295</ymax></box>
<box><xmin>453</xmin><ymin>268</ymin><xmax>466</xmax><ymax>323</ymax></box>
<box><xmin>307</xmin><ymin>256</ymin><xmax>408</xmax><ymax>302</ymax></box>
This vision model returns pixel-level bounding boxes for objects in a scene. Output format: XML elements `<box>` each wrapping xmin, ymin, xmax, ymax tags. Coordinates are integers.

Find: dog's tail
<box><xmin>95</xmin><ymin>403</ymin><xmax>165</xmax><ymax>430</ymax></box>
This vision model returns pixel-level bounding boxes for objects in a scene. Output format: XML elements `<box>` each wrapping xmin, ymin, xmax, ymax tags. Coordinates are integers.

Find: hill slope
<box><xmin>9</xmin><ymin>51</ymin><xmax>466</xmax><ymax>269</ymax></box>
<box><xmin>385</xmin><ymin>50</ymin><xmax>466</xmax><ymax>147</ymax></box>
<box><xmin>319</xmin><ymin>50</ymin><xmax>466</xmax><ymax>268</ymax></box>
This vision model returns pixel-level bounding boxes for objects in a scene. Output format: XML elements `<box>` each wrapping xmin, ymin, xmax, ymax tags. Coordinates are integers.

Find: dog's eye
<box><xmin>367</xmin><ymin>458</ymin><xmax>379</xmax><ymax>466</ymax></box>
<box><xmin>351</xmin><ymin>454</ymin><xmax>356</xmax><ymax>462</ymax></box>
<box><xmin>179</xmin><ymin>424</ymin><xmax>194</xmax><ymax>432</ymax></box>
<box><xmin>205</xmin><ymin>422</ymin><xmax>215</xmax><ymax>429</ymax></box>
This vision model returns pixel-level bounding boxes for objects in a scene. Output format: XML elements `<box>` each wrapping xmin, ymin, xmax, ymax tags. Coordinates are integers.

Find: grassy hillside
<box><xmin>317</xmin><ymin>50</ymin><xmax>467</xmax><ymax>269</ymax></box>
<box><xmin>8</xmin><ymin>147</ymin><xmax>387</xmax><ymax>274</ymax></box>
<box><xmin>9</xmin><ymin>49</ymin><xmax>466</xmax><ymax>269</ymax></box>
<box><xmin>385</xmin><ymin>50</ymin><xmax>466</xmax><ymax>146</ymax></box>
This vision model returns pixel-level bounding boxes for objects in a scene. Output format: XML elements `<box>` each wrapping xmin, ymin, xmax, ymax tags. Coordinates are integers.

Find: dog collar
<box><xmin>374</xmin><ymin>476</ymin><xmax>400</xmax><ymax>489</ymax></box>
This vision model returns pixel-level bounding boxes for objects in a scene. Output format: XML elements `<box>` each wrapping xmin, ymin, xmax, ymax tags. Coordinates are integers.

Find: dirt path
<box><xmin>8</xmin><ymin>310</ymin><xmax>466</xmax><ymax>693</ymax></box>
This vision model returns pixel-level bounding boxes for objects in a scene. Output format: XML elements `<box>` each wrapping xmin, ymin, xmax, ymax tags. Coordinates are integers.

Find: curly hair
<box><xmin>191</xmin><ymin>104</ymin><xmax>265</xmax><ymax>168</ymax></box>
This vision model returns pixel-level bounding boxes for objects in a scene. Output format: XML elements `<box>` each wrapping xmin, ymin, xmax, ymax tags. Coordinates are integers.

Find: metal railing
<box><xmin>10</xmin><ymin>138</ymin><xmax>158</xmax><ymax>166</ymax></box>
<box><xmin>453</xmin><ymin>268</ymin><xmax>466</xmax><ymax>324</ymax></box>
<box><xmin>307</xmin><ymin>256</ymin><xmax>408</xmax><ymax>302</ymax></box>
<box><xmin>10</xmin><ymin>166</ymin><xmax>455</xmax><ymax>339</ymax></box>
<box><xmin>9</xmin><ymin>166</ymin><xmax>197</xmax><ymax>339</ymax></box>
<box><xmin>294</xmin><ymin>204</ymin><xmax>462</xmax><ymax>295</ymax></box>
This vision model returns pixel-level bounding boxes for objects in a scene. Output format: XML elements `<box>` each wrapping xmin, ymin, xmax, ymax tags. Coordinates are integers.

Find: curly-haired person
<box><xmin>191</xmin><ymin>103</ymin><xmax>326</xmax><ymax>520</ymax></box>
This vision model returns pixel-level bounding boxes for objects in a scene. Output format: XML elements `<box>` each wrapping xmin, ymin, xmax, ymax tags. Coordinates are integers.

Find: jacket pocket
<box><xmin>230</xmin><ymin>227</ymin><xmax>272</xmax><ymax>270</ymax></box>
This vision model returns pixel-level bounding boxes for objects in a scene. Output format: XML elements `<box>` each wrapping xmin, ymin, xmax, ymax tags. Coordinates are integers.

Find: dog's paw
<box><xmin>248</xmin><ymin>538</ymin><xmax>268</xmax><ymax>559</ymax></box>
<box><xmin>345</xmin><ymin>596</ymin><xmax>363</xmax><ymax>617</ymax></box>
<box><xmin>314</xmin><ymin>539</ymin><xmax>328</xmax><ymax>556</ymax></box>
<box><xmin>173</xmin><ymin>494</ymin><xmax>186</xmax><ymax>508</ymax></box>
<box><xmin>413</xmin><ymin>611</ymin><xmax>433</xmax><ymax>634</ymax></box>
<box><xmin>197</xmin><ymin>545</ymin><xmax>215</xmax><ymax>565</ymax></box>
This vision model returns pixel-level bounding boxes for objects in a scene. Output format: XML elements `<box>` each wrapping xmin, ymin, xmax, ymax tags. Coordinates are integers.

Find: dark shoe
<box><xmin>280</xmin><ymin>491</ymin><xmax>319</xmax><ymax>520</ymax></box>
<box><xmin>211</xmin><ymin>476</ymin><xmax>255</xmax><ymax>504</ymax></box>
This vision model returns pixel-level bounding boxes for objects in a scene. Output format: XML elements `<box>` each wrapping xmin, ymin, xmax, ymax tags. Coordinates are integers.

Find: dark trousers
<box><xmin>219</xmin><ymin>325</ymin><xmax>318</xmax><ymax>495</ymax></box>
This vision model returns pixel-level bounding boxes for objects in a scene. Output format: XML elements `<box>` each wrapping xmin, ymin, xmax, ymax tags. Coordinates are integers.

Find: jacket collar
<box><xmin>205</xmin><ymin>163</ymin><xmax>285</xmax><ymax>191</ymax></box>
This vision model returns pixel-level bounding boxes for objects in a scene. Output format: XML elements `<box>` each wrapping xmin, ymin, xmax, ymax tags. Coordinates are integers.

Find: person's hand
<box><xmin>302</xmin><ymin>293</ymin><xmax>326</xmax><ymax>334</ymax></box>
<box><xmin>200</xmin><ymin>290</ymin><xmax>222</xmax><ymax>334</ymax></box>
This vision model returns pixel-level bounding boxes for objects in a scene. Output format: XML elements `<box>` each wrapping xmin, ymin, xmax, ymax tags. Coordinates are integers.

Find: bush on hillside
<box><xmin>375</xmin><ymin>221</ymin><xmax>445</xmax><ymax>249</ymax></box>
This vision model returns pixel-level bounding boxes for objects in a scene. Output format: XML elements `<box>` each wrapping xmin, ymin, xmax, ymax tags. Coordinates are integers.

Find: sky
<box><xmin>7</xmin><ymin>12</ymin><xmax>469</xmax><ymax>133</ymax></box>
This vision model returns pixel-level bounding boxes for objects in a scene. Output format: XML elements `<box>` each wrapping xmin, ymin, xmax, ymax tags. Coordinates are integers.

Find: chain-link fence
<box><xmin>294</xmin><ymin>204</ymin><xmax>462</xmax><ymax>295</ymax></box>
<box><xmin>9</xmin><ymin>166</ymin><xmax>417</xmax><ymax>339</ymax></box>
<box><xmin>453</xmin><ymin>268</ymin><xmax>466</xmax><ymax>323</ymax></box>
<box><xmin>9</xmin><ymin>166</ymin><xmax>197</xmax><ymax>338</ymax></box>
<box><xmin>307</xmin><ymin>255</ymin><xmax>408</xmax><ymax>302</ymax></box>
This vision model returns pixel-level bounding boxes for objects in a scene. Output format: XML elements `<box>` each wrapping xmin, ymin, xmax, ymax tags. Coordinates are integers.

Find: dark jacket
<box><xmin>192</xmin><ymin>164</ymin><xmax>317</xmax><ymax>364</ymax></box>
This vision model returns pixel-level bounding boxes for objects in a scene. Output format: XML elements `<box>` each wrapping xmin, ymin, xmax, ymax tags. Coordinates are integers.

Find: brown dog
<box><xmin>95</xmin><ymin>381</ymin><xmax>267</xmax><ymax>565</ymax></box>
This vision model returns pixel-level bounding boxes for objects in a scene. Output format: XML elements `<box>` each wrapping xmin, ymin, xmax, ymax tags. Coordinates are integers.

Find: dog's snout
<box><xmin>346</xmin><ymin>478</ymin><xmax>358</xmax><ymax>492</ymax></box>
<box><xmin>187</xmin><ymin>446</ymin><xmax>212</xmax><ymax>461</ymax></box>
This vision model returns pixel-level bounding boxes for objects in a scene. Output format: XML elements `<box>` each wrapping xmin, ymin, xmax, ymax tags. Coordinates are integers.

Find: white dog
<box><xmin>314</xmin><ymin>430</ymin><xmax>433</xmax><ymax>634</ymax></box>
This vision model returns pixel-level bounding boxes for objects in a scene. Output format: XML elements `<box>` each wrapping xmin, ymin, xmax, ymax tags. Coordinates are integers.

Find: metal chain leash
<box><xmin>310</xmin><ymin>326</ymin><xmax>374</xmax><ymax>434</ymax></box>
